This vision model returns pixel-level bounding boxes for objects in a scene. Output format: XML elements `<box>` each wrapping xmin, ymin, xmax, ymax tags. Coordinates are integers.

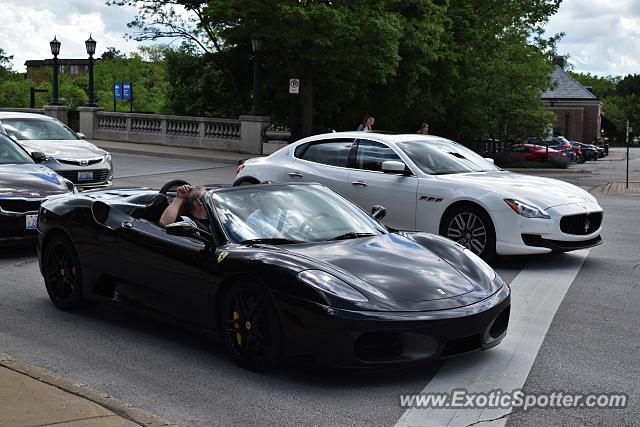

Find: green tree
<box><xmin>111</xmin><ymin>0</ymin><xmax>562</xmax><ymax>141</ymax></box>
<box><xmin>571</xmin><ymin>72</ymin><xmax>619</xmax><ymax>99</ymax></box>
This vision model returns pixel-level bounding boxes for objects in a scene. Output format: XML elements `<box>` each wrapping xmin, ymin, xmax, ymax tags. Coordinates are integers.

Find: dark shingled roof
<box><xmin>541</xmin><ymin>65</ymin><xmax>598</xmax><ymax>100</ymax></box>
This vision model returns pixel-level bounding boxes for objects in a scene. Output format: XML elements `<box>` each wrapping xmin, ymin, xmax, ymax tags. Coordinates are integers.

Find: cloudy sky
<box><xmin>1</xmin><ymin>0</ymin><xmax>639</xmax><ymax>77</ymax></box>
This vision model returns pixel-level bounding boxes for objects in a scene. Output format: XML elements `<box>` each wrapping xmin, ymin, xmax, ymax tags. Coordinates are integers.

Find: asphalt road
<box><xmin>0</xmin><ymin>148</ymin><xmax>637</xmax><ymax>426</ymax></box>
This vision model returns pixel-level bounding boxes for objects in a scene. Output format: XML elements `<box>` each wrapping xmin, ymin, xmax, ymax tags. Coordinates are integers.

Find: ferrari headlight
<box><xmin>298</xmin><ymin>270</ymin><xmax>368</xmax><ymax>302</ymax></box>
<box><xmin>464</xmin><ymin>248</ymin><xmax>497</xmax><ymax>280</ymax></box>
<box><xmin>504</xmin><ymin>199</ymin><xmax>550</xmax><ymax>219</ymax></box>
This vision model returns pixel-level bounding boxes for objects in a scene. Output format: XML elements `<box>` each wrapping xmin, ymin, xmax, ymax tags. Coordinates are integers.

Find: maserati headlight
<box><xmin>298</xmin><ymin>270</ymin><xmax>368</xmax><ymax>302</ymax></box>
<box><xmin>504</xmin><ymin>199</ymin><xmax>550</xmax><ymax>219</ymax></box>
<box><xmin>104</xmin><ymin>153</ymin><xmax>112</xmax><ymax>163</ymax></box>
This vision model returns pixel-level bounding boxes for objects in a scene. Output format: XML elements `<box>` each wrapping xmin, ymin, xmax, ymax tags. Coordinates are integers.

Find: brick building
<box><xmin>24</xmin><ymin>59</ymin><xmax>94</xmax><ymax>83</ymax></box>
<box><xmin>541</xmin><ymin>56</ymin><xmax>602</xmax><ymax>143</ymax></box>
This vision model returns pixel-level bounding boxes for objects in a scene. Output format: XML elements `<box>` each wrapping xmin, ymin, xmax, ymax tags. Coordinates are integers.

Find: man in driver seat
<box><xmin>159</xmin><ymin>184</ymin><xmax>209</xmax><ymax>230</ymax></box>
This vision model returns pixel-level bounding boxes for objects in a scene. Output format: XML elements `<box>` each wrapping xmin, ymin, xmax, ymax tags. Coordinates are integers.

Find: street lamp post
<box><xmin>85</xmin><ymin>34</ymin><xmax>97</xmax><ymax>107</ymax></box>
<box><xmin>249</xmin><ymin>36</ymin><xmax>263</xmax><ymax>116</ymax></box>
<box><xmin>49</xmin><ymin>36</ymin><xmax>61</xmax><ymax>105</ymax></box>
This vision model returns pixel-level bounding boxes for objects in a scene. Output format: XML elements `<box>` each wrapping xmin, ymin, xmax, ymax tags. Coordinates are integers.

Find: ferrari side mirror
<box><xmin>166</xmin><ymin>221</ymin><xmax>212</xmax><ymax>242</ymax></box>
<box><xmin>371</xmin><ymin>205</ymin><xmax>386</xmax><ymax>221</ymax></box>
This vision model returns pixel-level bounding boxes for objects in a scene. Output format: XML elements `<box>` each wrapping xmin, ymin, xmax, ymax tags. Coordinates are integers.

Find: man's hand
<box><xmin>176</xmin><ymin>184</ymin><xmax>193</xmax><ymax>199</ymax></box>
<box><xmin>160</xmin><ymin>184</ymin><xmax>192</xmax><ymax>227</ymax></box>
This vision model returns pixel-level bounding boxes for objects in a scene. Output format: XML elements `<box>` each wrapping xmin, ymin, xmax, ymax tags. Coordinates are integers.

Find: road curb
<box><xmin>0</xmin><ymin>353</ymin><xmax>176</xmax><ymax>427</ymax></box>
<box><xmin>102</xmin><ymin>146</ymin><xmax>250</xmax><ymax>165</ymax></box>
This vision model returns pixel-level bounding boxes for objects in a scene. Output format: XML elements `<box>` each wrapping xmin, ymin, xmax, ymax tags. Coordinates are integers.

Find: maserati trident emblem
<box><xmin>79</xmin><ymin>159</ymin><xmax>89</xmax><ymax>166</ymax></box>
<box><xmin>584</xmin><ymin>218</ymin><xmax>591</xmax><ymax>233</ymax></box>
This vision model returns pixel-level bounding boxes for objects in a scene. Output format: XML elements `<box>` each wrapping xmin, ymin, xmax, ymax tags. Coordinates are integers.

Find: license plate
<box><xmin>78</xmin><ymin>171</ymin><xmax>93</xmax><ymax>181</ymax></box>
<box><xmin>25</xmin><ymin>214</ymin><xmax>38</xmax><ymax>230</ymax></box>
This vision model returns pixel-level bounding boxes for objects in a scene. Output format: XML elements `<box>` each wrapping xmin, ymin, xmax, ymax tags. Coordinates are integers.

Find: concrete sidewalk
<box><xmin>0</xmin><ymin>353</ymin><xmax>174</xmax><ymax>427</ymax></box>
<box><xmin>92</xmin><ymin>139</ymin><xmax>285</xmax><ymax>164</ymax></box>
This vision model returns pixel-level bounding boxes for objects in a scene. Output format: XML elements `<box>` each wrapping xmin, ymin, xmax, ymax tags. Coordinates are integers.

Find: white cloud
<box><xmin>0</xmin><ymin>0</ymin><xmax>143</xmax><ymax>72</ymax></box>
<box><xmin>545</xmin><ymin>0</ymin><xmax>640</xmax><ymax>76</ymax></box>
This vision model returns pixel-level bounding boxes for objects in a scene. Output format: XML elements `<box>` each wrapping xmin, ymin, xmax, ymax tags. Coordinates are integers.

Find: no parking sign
<box><xmin>289</xmin><ymin>79</ymin><xmax>300</xmax><ymax>94</ymax></box>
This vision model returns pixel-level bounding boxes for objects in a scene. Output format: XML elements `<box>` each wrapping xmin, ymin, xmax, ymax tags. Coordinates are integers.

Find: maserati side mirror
<box><xmin>381</xmin><ymin>160</ymin><xmax>407</xmax><ymax>174</ymax></box>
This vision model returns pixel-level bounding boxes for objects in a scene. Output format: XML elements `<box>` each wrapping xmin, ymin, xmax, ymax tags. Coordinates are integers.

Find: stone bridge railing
<box><xmin>79</xmin><ymin>108</ymin><xmax>270</xmax><ymax>154</ymax></box>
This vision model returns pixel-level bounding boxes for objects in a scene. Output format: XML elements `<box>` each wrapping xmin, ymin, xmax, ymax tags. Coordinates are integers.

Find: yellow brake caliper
<box><xmin>234</xmin><ymin>311</ymin><xmax>242</xmax><ymax>346</ymax></box>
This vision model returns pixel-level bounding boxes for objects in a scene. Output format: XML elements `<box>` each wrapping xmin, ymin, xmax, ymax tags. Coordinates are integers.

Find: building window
<box><xmin>70</xmin><ymin>65</ymin><xmax>79</xmax><ymax>75</ymax></box>
<box><xmin>83</xmin><ymin>65</ymin><xmax>88</xmax><ymax>72</ymax></box>
<box><xmin>59</xmin><ymin>65</ymin><xmax>65</xmax><ymax>74</ymax></box>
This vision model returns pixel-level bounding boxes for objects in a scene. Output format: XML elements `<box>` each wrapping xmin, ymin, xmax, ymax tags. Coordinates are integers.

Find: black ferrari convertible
<box><xmin>37</xmin><ymin>181</ymin><xmax>510</xmax><ymax>371</ymax></box>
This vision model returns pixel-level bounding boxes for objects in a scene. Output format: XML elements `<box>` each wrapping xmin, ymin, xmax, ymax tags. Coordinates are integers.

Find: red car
<box><xmin>511</xmin><ymin>144</ymin><xmax>567</xmax><ymax>163</ymax></box>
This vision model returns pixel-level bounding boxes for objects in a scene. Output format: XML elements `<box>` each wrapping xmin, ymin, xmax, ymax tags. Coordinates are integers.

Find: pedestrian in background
<box><xmin>417</xmin><ymin>122</ymin><xmax>429</xmax><ymax>135</ymax></box>
<box><xmin>357</xmin><ymin>115</ymin><xmax>374</xmax><ymax>132</ymax></box>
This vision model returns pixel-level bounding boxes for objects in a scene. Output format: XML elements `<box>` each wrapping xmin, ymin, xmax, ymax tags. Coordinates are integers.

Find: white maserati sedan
<box><xmin>0</xmin><ymin>113</ymin><xmax>113</xmax><ymax>188</ymax></box>
<box><xmin>234</xmin><ymin>132</ymin><xmax>603</xmax><ymax>259</ymax></box>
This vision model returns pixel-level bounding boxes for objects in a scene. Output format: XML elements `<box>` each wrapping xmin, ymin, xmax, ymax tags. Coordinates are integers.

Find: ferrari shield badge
<box><xmin>217</xmin><ymin>251</ymin><xmax>229</xmax><ymax>263</ymax></box>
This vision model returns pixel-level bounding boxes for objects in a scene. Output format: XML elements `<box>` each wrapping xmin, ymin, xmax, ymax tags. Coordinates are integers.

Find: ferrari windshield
<box><xmin>1</xmin><ymin>118</ymin><xmax>80</xmax><ymax>141</ymax></box>
<box><xmin>398</xmin><ymin>138</ymin><xmax>500</xmax><ymax>175</ymax></box>
<box><xmin>209</xmin><ymin>185</ymin><xmax>386</xmax><ymax>244</ymax></box>
<box><xmin>0</xmin><ymin>134</ymin><xmax>33</xmax><ymax>164</ymax></box>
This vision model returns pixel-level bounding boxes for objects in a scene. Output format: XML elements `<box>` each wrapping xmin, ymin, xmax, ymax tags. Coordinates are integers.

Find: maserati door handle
<box><xmin>351</xmin><ymin>181</ymin><xmax>367</xmax><ymax>187</ymax></box>
<box><xmin>288</xmin><ymin>172</ymin><xmax>303</xmax><ymax>178</ymax></box>
<box><xmin>122</xmin><ymin>221</ymin><xmax>133</xmax><ymax>228</ymax></box>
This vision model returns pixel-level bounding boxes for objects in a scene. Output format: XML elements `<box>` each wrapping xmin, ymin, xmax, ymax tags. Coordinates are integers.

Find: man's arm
<box><xmin>159</xmin><ymin>185</ymin><xmax>191</xmax><ymax>227</ymax></box>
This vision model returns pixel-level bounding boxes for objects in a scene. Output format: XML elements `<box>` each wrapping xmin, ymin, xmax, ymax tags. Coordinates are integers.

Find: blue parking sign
<box><xmin>113</xmin><ymin>82</ymin><xmax>123</xmax><ymax>99</ymax></box>
<box><xmin>123</xmin><ymin>82</ymin><xmax>132</xmax><ymax>100</ymax></box>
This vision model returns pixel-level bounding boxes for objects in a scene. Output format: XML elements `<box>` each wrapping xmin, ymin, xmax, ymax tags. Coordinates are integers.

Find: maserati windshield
<box><xmin>209</xmin><ymin>185</ymin><xmax>386</xmax><ymax>244</ymax></box>
<box><xmin>398</xmin><ymin>138</ymin><xmax>500</xmax><ymax>175</ymax></box>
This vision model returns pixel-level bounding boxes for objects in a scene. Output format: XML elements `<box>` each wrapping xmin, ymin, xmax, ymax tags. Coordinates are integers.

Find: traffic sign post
<box><xmin>113</xmin><ymin>82</ymin><xmax>123</xmax><ymax>112</ymax></box>
<box><xmin>626</xmin><ymin>121</ymin><xmax>632</xmax><ymax>189</ymax></box>
<box><xmin>123</xmin><ymin>82</ymin><xmax>133</xmax><ymax>112</ymax></box>
<box><xmin>289</xmin><ymin>79</ymin><xmax>300</xmax><ymax>142</ymax></box>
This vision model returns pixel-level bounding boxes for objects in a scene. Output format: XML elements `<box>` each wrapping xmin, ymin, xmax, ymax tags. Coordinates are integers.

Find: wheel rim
<box><xmin>45</xmin><ymin>243</ymin><xmax>76</xmax><ymax>302</ymax></box>
<box><xmin>447</xmin><ymin>212</ymin><xmax>487</xmax><ymax>255</ymax></box>
<box><xmin>225</xmin><ymin>287</ymin><xmax>270</xmax><ymax>363</ymax></box>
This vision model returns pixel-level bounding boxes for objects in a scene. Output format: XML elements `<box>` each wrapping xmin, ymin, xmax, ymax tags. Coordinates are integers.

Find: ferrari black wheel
<box><xmin>221</xmin><ymin>280</ymin><xmax>283</xmax><ymax>371</ymax></box>
<box><xmin>43</xmin><ymin>235</ymin><xmax>87</xmax><ymax>310</ymax></box>
<box><xmin>442</xmin><ymin>205</ymin><xmax>496</xmax><ymax>261</ymax></box>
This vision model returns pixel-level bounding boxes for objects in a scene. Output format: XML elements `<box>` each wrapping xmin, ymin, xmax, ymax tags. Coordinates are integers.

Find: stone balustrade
<box><xmin>79</xmin><ymin>110</ymin><xmax>269</xmax><ymax>154</ymax></box>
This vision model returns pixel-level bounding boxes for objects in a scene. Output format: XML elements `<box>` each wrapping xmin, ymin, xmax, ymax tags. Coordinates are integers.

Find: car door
<box><xmin>115</xmin><ymin>218</ymin><xmax>215</xmax><ymax>326</ymax></box>
<box><xmin>344</xmin><ymin>139</ymin><xmax>418</xmax><ymax>230</ymax></box>
<box><xmin>285</xmin><ymin>139</ymin><xmax>353</xmax><ymax>197</ymax></box>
